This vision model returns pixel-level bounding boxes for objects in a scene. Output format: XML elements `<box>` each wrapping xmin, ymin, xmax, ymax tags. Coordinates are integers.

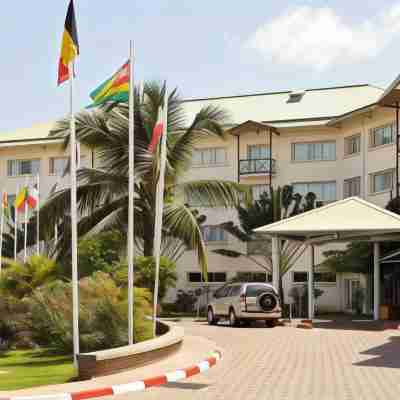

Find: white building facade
<box><xmin>1</xmin><ymin>81</ymin><xmax>400</xmax><ymax>314</ymax></box>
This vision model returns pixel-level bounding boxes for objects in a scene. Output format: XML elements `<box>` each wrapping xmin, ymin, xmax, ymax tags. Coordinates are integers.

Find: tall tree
<box><xmin>214</xmin><ymin>186</ymin><xmax>316</xmax><ymax>302</ymax></box>
<box><xmin>40</xmin><ymin>82</ymin><xmax>248</xmax><ymax>276</ymax></box>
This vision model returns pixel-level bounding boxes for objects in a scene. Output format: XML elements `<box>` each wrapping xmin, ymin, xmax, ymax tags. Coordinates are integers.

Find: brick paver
<box><xmin>132</xmin><ymin>319</ymin><xmax>400</xmax><ymax>400</ymax></box>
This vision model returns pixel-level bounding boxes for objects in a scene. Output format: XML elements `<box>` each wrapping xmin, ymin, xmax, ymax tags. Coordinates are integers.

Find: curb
<box><xmin>1</xmin><ymin>350</ymin><xmax>221</xmax><ymax>400</ymax></box>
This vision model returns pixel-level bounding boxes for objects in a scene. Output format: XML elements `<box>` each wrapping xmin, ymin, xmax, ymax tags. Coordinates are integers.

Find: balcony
<box><xmin>239</xmin><ymin>158</ymin><xmax>276</xmax><ymax>176</ymax></box>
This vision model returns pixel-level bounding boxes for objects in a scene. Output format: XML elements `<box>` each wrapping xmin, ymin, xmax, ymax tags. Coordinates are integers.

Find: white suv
<box><xmin>207</xmin><ymin>282</ymin><xmax>281</xmax><ymax>327</ymax></box>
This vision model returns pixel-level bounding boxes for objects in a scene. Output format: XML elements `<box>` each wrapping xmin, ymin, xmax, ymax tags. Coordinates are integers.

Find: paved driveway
<box><xmin>129</xmin><ymin>318</ymin><xmax>400</xmax><ymax>400</ymax></box>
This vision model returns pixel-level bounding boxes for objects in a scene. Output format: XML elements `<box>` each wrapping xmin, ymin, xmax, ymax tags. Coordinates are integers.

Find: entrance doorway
<box><xmin>344</xmin><ymin>279</ymin><xmax>360</xmax><ymax>313</ymax></box>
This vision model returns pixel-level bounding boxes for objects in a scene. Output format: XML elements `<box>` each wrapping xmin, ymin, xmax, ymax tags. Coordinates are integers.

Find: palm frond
<box><xmin>162</xmin><ymin>203</ymin><xmax>208</xmax><ymax>277</ymax></box>
<box><xmin>178</xmin><ymin>180</ymin><xmax>249</xmax><ymax>208</ymax></box>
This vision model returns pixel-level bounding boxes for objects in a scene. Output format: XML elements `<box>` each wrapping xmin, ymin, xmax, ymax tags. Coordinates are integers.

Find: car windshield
<box><xmin>246</xmin><ymin>284</ymin><xmax>271</xmax><ymax>297</ymax></box>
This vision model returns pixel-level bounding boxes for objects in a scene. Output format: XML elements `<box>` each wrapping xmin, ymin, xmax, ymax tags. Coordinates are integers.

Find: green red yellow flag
<box><xmin>2</xmin><ymin>192</ymin><xmax>10</xmax><ymax>219</ymax></box>
<box><xmin>14</xmin><ymin>187</ymin><xmax>27</xmax><ymax>212</ymax></box>
<box><xmin>58</xmin><ymin>0</ymin><xmax>79</xmax><ymax>86</ymax></box>
<box><xmin>89</xmin><ymin>61</ymin><xmax>130</xmax><ymax>107</ymax></box>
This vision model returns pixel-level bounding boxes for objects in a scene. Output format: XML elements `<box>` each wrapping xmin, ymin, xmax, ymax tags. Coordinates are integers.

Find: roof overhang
<box><xmin>378</xmin><ymin>73</ymin><xmax>400</xmax><ymax>106</ymax></box>
<box><xmin>327</xmin><ymin>103</ymin><xmax>377</xmax><ymax>126</ymax></box>
<box><xmin>226</xmin><ymin>120</ymin><xmax>280</xmax><ymax>136</ymax></box>
<box><xmin>254</xmin><ymin>197</ymin><xmax>400</xmax><ymax>245</ymax></box>
<box><xmin>0</xmin><ymin>137</ymin><xmax>64</xmax><ymax>148</ymax></box>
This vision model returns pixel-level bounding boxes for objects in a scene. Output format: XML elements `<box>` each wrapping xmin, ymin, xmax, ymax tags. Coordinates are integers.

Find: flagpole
<box><xmin>69</xmin><ymin>62</ymin><xmax>80</xmax><ymax>366</ymax></box>
<box><xmin>0</xmin><ymin>191</ymin><xmax>4</xmax><ymax>275</ymax></box>
<box><xmin>36</xmin><ymin>174</ymin><xmax>40</xmax><ymax>255</ymax></box>
<box><xmin>14</xmin><ymin>184</ymin><xmax>19</xmax><ymax>261</ymax></box>
<box><xmin>128</xmin><ymin>40</ymin><xmax>135</xmax><ymax>345</ymax></box>
<box><xmin>152</xmin><ymin>91</ymin><xmax>168</xmax><ymax>337</ymax></box>
<box><xmin>24</xmin><ymin>179</ymin><xmax>28</xmax><ymax>263</ymax></box>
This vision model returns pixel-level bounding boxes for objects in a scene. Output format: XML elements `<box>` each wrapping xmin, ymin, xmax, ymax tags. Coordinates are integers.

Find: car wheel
<box><xmin>207</xmin><ymin>308</ymin><xmax>217</xmax><ymax>325</ymax></box>
<box><xmin>229</xmin><ymin>308</ymin><xmax>239</xmax><ymax>327</ymax></box>
<box><xmin>265</xmin><ymin>319</ymin><xmax>277</xmax><ymax>328</ymax></box>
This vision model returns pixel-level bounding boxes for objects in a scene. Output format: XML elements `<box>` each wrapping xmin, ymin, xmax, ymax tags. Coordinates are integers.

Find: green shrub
<box><xmin>174</xmin><ymin>290</ymin><xmax>197</xmax><ymax>313</ymax></box>
<box><xmin>62</xmin><ymin>231</ymin><xmax>124</xmax><ymax>278</ymax></box>
<box><xmin>29</xmin><ymin>272</ymin><xmax>153</xmax><ymax>353</ymax></box>
<box><xmin>113</xmin><ymin>256</ymin><xmax>177</xmax><ymax>301</ymax></box>
<box><xmin>0</xmin><ymin>255</ymin><xmax>60</xmax><ymax>299</ymax></box>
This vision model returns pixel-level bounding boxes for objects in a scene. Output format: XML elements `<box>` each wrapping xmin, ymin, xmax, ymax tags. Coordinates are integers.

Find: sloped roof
<box><xmin>0</xmin><ymin>122</ymin><xmax>58</xmax><ymax>145</ymax></box>
<box><xmin>0</xmin><ymin>84</ymin><xmax>385</xmax><ymax>145</ymax></box>
<box><xmin>379</xmin><ymin>73</ymin><xmax>400</xmax><ymax>106</ymax></box>
<box><xmin>254</xmin><ymin>197</ymin><xmax>400</xmax><ymax>244</ymax></box>
<box><xmin>182</xmin><ymin>84</ymin><xmax>383</xmax><ymax>126</ymax></box>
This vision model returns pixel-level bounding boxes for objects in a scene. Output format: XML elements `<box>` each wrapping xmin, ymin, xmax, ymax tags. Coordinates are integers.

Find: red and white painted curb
<box><xmin>1</xmin><ymin>350</ymin><xmax>221</xmax><ymax>400</ymax></box>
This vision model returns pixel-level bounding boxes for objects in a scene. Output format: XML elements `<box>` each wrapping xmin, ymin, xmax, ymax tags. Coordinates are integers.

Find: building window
<box><xmin>344</xmin><ymin>177</ymin><xmax>361</xmax><ymax>198</ymax></box>
<box><xmin>344</xmin><ymin>134</ymin><xmax>361</xmax><ymax>156</ymax></box>
<box><xmin>49</xmin><ymin>157</ymin><xmax>69</xmax><ymax>176</ymax></box>
<box><xmin>247</xmin><ymin>145</ymin><xmax>271</xmax><ymax>160</ymax></box>
<box><xmin>370</xmin><ymin>170</ymin><xmax>393</xmax><ymax>193</ymax></box>
<box><xmin>201</xmin><ymin>226</ymin><xmax>227</xmax><ymax>242</ymax></box>
<box><xmin>314</xmin><ymin>272</ymin><xmax>337</xmax><ymax>283</ymax></box>
<box><xmin>193</xmin><ymin>148</ymin><xmax>226</xmax><ymax>166</ymax></box>
<box><xmin>292</xmin><ymin>271</ymin><xmax>308</xmax><ymax>283</ymax></box>
<box><xmin>292</xmin><ymin>181</ymin><xmax>336</xmax><ymax>203</ymax></box>
<box><xmin>370</xmin><ymin>123</ymin><xmax>395</xmax><ymax>147</ymax></box>
<box><xmin>187</xmin><ymin>272</ymin><xmax>227</xmax><ymax>283</ymax></box>
<box><xmin>252</xmin><ymin>185</ymin><xmax>269</xmax><ymax>200</ymax></box>
<box><xmin>292</xmin><ymin>142</ymin><xmax>336</xmax><ymax>161</ymax></box>
<box><xmin>236</xmin><ymin>271</ymin><xmax>272</xmax><ymax>282</ymax></box>
<box><xmin>7</xmin><ymin>159</ymin><xmax>40</xmax><ymax>177</ymax></box>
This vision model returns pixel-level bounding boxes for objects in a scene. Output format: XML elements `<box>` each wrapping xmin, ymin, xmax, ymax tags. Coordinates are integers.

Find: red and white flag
<box><xmin>27</xmin><ymin>185</ymin><xmax>39</xmax><ymax>209</ymax></box>
<box><xmin>148</xmin><ymin>107</ymin><xmax>164</xmax><ymax>152</ymax></box>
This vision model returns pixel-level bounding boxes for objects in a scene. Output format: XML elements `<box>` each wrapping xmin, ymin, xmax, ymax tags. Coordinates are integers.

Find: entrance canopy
<box><xmin>254</xmin><ymin>197</ymin><xmax>400</xmax><ymax>245</ymax></box>
<box><xmin>254</xmin><ymin>197</ymin><xmax>400</xmax><ymax>320</ymax></box>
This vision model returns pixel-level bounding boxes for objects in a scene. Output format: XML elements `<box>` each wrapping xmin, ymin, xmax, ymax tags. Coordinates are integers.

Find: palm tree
<box><xmin>214</xmin><ymin>185</ymin><xmax>316</xmax><ymax>303</ymax></box>
<box><xmin>40</xmin><ymin>82</ymin><xmax>247</xmax><ymax>276</ymax></box>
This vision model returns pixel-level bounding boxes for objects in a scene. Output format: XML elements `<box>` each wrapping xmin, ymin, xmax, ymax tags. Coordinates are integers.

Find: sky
<box><xmin>3</xmin><ymin>0</ymin><xmax>400</xmax><ymax>131</ymax></box>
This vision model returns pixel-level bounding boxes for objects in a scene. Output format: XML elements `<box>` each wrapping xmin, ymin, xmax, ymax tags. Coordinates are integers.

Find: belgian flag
<box><xmin>58</xmin><ymin>0</ymin><xmax>79</xmax><ymax>86</ymax></box>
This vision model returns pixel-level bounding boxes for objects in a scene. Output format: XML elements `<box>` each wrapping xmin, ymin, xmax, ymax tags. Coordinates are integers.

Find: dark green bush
<box><xmin>174</xmin><ymin>290</ymin><xmax>197</xmax><ymax>313</ymax></box>
<box><xmin>113</xmin><ymin>256</ymin><xmax>177</xmax><ymax>301</ymax></box>
<box><xmin>61</xmin><ymin>231</ymin><xmax>124</xmax><ymax>278</ymax></box>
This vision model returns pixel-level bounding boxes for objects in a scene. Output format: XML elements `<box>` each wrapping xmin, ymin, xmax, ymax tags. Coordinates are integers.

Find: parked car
<box><xmin>207</xmin><ymin>282</ymin><xmax>281</xmax><ymax>327</ymax></box>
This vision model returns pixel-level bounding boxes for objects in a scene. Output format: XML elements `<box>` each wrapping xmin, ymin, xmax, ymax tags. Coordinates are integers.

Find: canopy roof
<box><xmin>254</xmin><ymin>197</ymin><xmax>400</xmax><ymax>245</ymax></box>
<box><xmin>226</xmin><ymin>120</ymin><xmax>279</xmax><ymax>136</ymax></box>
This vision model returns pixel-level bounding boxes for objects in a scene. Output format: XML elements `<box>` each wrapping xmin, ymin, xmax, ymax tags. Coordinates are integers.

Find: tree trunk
<box><xmin>279</xmin><ymin>275</ymin><xmax>285</xmax><ymax>306</ymax></box>
<box><xmin>143</xmin><ymin>220</ymin><xmax>154</xmax><ymax>257</ymax></box>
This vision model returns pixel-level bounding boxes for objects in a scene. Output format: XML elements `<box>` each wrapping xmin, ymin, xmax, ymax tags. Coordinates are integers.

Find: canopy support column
<box><xmin>373</xmin><ymin>242</ymin><xmax>380</xmax><ymax>320</ymax></box>
<box><xmin>308</xmin><ymin>245</ymin><xmax>315</xmax><ymax>320</ymax></box>
<box><xmin>272</xmin><ymin>236</ymin><xmax>280</xmax><ymax>290</ymax></box>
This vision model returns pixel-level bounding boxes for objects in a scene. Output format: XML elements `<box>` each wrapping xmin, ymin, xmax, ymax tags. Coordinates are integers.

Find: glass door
<box><xmin>344</xmin><ymin>279</ymin><xmax>360</xmax><ymax>312</ymax></box>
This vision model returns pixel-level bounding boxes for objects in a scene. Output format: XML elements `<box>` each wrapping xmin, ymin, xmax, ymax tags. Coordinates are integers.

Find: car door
<box><xmin>213</xmin><ymin>286</ymin><xmax>226</xmax><ymax>315</ymax></box>
<box><xmin>215</xmin><ymin>286</ymin><xmax>230</xmax><ymax>315</ymax></box>
<box><xmin>220</xmin><ymin>285</ymin><xmax>233</xmax><ymax>315</ymax></box>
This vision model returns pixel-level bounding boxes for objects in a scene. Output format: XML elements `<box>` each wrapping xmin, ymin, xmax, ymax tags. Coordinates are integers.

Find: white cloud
<box><xmin>247</xmin><ymin>5</ymin><xmax>400</xmax><ymax>70</ymax></box>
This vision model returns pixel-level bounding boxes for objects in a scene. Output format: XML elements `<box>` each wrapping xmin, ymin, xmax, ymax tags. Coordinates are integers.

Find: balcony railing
<box><xmin>239</xmin><ymin>158</ymin><xmax>276</xmax><ymax>175</ymax></box>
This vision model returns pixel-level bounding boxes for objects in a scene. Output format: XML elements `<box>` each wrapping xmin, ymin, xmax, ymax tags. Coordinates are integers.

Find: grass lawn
<box><xmin>0</xmin><ymin>349</ymin><xmax>76</xmax><ymax>391</ymax></box>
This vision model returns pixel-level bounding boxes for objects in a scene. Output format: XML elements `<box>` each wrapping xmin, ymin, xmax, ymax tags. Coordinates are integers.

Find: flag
<box><xmin>2</xmin><ymin>192</ymin><xmax>10</xmax><ymax>219</ymax></box>
<box><xmin>148</xmin><ymin>107</ymin><xmax>164</xmax><ymax>152</ymax></box>
<box><xmin>89</xmin><ymin>61</ymin><xmax>130</xmax><ymax>107</ymax></box>
<box><xmin>14</xmin><ymin>187</ymin><xmax>27</xmax><ymax>212</ymax></box>
<box><xmin>27</xmin><ymin>186</ymin><xmax>39</xmax><ymax>209</ymax></box>
<box><xmin>152</xmin><ymin>96</ymin><xmax>168</xmax><ymax>336</ymax></box>
<box><xmin>58</xmin><ymin>0</ymin><xmax>79</xmax><ymax>86</ymax></box>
